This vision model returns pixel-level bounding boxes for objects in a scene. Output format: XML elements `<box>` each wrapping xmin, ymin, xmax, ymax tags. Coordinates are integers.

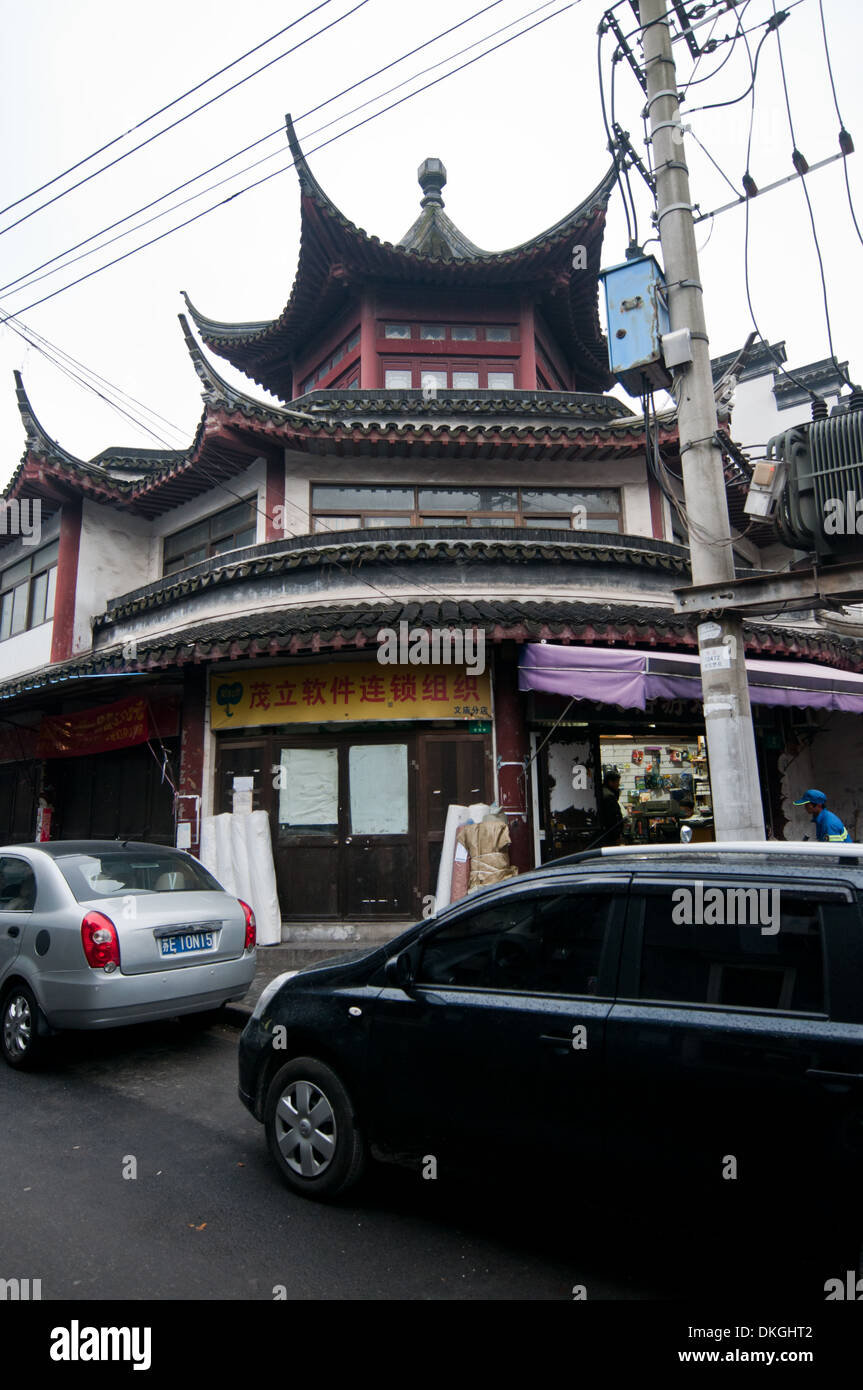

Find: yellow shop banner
<box><xmin>210</xmin><ymin>663</ymin><xmax>492</xmax><ymax>729</ymax></box>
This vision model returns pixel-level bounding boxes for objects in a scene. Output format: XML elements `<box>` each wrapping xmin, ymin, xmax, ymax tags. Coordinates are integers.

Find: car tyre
<box><xmin>1</xmin><ymin>984</ymin><xmax>47</xmax><ymax>1069</ymax></box>
<box><xmin>265</xmin><ymin>1057</ymin><xmax>365</xmax><ymax>1201</ymax></box>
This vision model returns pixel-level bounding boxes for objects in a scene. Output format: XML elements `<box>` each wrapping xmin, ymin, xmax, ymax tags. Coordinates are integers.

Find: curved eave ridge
<box><xmin>178</xmin><ymin>313</ymin><xmax>289</xmax><ymax>415</ymax></box>
<box><xmin>13</xmin><ymin>371</ymin><xmax>86</xmax><ymax>471</ymax></box>
<box><xmin>186</xmin><ymin>114</ymin><xmax>616</xmax><ymax>355</ymax></box>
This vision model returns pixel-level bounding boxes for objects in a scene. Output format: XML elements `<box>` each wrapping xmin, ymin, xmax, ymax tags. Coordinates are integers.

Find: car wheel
<box><xmin>264</xmin><ymin>1057</ymin><xmax>365</xmax><ymax>1201</ymax></box>
<box><xmin>1</xmin><ymin>985</ymin><xmax>47</xmax><ymax>1069</ymax></box>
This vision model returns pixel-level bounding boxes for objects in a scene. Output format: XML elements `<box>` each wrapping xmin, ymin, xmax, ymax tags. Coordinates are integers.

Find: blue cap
<box><xmin>793</xmin><ymin>789</ymin><xmax>826</xmax><ymax>806</ymax></box>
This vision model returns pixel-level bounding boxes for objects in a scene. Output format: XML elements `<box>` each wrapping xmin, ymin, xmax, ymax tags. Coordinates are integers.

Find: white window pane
<box><xmin>11</xmin><ymin>583</ymin><xmax>28</xmax><ymax>635</ymax></box>
<box><xmin>0</xmin><ymin>591</ymin><xmax>12</xmax><ymax>641</ymax></box>
<box><xmin>349</xmin><ymin>745</ymin><xmax>408</xmax><ymax>835</ymax></box>
<box><xmin>313</xmin><ymin>516</ymin><xmax>360</xmax><ymax>531</ymax></box>
<box><xmin>45</xmin><ymin>567</ymin><xmax>57</xmax><ymax>621</ymax></box>
<box><xmin>452</xmin><ymin>371</ymin><xmax>479</xmax><ymax>388</ymax></box>
<box><xmin>487</xmin><ymin>372</ymin><xmax>515</xmax><ymax>389</ymax></box>
<box><xmin>420</xmin><ymin>325</ymin><xmax>445</xmax><ymax>339</ymax></box>
<box><xmin>364</xmin><ymin>515</ymin><xmax>412</xmax><ymax>527</ymax></box>
<box><xmin>486</xmin><ymin>326</ymin><xmax>512</xmax><ymax>341</ymax></box>
<box><xmin>30</xmin><ymin>571</ymin><xmax>48</xmax><ymax>626</ymax></box>
<box><xmin>279</xmin><ymin>748</ymin><xmax>339</xmax><ymax>827</ymax></box>
<box><xmin>384</xmin><ymin>324</ymin><xmax>410</xmax><ymax>339</ymax></box>
<box><xmin>385</xmin><ymin>370</ymin><xmax>412</xmax><ymax>388</ymax></box>
<box><xmin>452</xmin><ymin>326</ymin><xmax>477</xmax><ymax>340</ymax></box>
<box><xmin>421</xmin><ymin>371</ymin><xmax>447</xmax><ymax>391</ymax></box>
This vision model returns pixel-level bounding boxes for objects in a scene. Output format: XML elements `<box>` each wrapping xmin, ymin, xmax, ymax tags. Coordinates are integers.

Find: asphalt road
<box><xmin>0</xmin><ymin>1017</ymin><xmax>848</xmax><ymax>1301</ymax></box>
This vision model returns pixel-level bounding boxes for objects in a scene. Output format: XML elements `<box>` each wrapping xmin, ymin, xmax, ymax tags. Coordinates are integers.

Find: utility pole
<box><xmin>639</xmin><ymin>0</ymin><xmax>765</xmax><ymax>840</ymax></box>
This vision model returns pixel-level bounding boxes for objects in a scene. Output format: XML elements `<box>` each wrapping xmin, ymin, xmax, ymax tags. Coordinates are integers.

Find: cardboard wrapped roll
<box><xmin>450</xmin><ymin>836</ymin><xmax>471</xmax><ymax>904</ymax></box>
<box><xmin>460</xmin><ymin>818</ymin><xmax>518</xmax><ymax>892</ymax></box>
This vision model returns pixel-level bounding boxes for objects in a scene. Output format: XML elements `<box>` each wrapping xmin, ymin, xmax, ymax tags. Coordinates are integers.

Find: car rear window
<box><xmin>56</xmin><ymin>851</ymin><xmax>224</xmax><ymax>902</ymax></box>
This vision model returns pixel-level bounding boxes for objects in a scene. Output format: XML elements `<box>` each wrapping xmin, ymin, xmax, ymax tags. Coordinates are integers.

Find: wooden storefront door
<box><xmin>415</xmin><ymin>731</ymin><xmax>492</xmax><ymax>900</ymax></box>
<box><xmin>216</xmin><ymin>727</ymin><xmax>492</xmax><ymax>922</ymax></box>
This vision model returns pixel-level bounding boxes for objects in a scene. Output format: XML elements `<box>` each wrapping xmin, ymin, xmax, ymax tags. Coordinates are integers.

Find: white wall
<box><xmin>778</xmin><ymin>711</ymin><xmax>863</xmax><ymax>841</ymax></box>
<box><xmin>727</xmin><ymin>374</ymin><xmax>842</xmax><ymax>454</ymax></box>
<box><xmin>75</xmin><ymin>501</ymin><xmax>153</xmax><ymax>655</ymax></box>
<box><xmin>0</xmin><ymin>621</ymin><xmax>52</xmax><ymax>678</ymax></box>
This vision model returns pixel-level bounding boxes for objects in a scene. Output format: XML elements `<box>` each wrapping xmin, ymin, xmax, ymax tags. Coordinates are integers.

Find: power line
<box><xmin>0</xmin><ymin>0</ymin><xmax>523</xmax><ymax>302</ymax></box>
<box><xmin>597</xmin><ymin>22</ymin><xmax>633</xmax><ymax>245</ymax></box>
<box><xmin>0</xmin><ymin>1</ymin><xmax>577</xmax><ymax>325</ymax></box>
<box><xmin>737</xmin><ymin>9</ymin><xmax>820</xmax><ymax>404</ymax></box>
<box><xmin>0</xmin><ymin>2</ymin><xmax>340</xmax><ymax>219</ymax></box>
<box><xmin>817</xmin><ymin>0</ymin><xmax>863</xmax><ymax>251</ymax></box>
<box><xmin>0</xmin><ymin>307</ymin><xmax>188</xmax><ymax>445</ymax></box>
<box><xmin>0</xmin><ymin>0</ymin><xmax>370</xmax><ymax>239</ymax></box>
<box><xmin>770</xmin><ymin>0</ymin><xmax>852</xmax><ymax>389</ymax></box>
<box><xmin>2</xmin><ymin>306</ymin><xmax>182</xmax><ymax>449</ymax></box>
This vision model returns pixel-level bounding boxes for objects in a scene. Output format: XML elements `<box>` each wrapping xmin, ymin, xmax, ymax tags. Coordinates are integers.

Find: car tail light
<box><xmin>81</xmin><ymin>911</ymin><xmax>120</xmax><ymax>971</ymax></box>
<box><xmin>239</xmin><ymin>900</ymin><xmax>256</xmax><ymax>951</ymax></box>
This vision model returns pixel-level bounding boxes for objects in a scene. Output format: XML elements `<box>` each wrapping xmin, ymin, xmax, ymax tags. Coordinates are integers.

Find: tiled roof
<box><xmin>94</xmin><ymin>528</ymin><xmax>693</xmax><ymax>627</ymax></box>
<box><xmin>3</xmin><ymin>597</ymin><xmax>861</xmax><ymax>703</ymax></box>
<box><xmin>182</xmin><ymin>117</ymin><xmax>617</xmax><ymax>400</ymax></box>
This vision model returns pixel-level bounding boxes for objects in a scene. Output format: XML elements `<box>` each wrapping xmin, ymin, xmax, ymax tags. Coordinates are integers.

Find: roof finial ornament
<box><xmin>418</xmin><ymin>157</ymin><xmax>446</xmax><ymax>209</ymax></box>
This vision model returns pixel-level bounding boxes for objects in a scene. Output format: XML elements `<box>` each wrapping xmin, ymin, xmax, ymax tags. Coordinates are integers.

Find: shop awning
<box><xmin>518</xmin><ymin>644</ymin><xmax>863</xmax><ymax>713</ymax></box>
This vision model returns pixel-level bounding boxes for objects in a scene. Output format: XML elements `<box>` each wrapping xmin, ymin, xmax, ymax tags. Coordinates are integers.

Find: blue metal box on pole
<box><xmin>598</xmin><ymin>255</ymin><xmax>672</xmax><ymax>396</ymax></box>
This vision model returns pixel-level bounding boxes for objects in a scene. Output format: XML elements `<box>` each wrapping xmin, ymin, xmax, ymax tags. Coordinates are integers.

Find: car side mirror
<box><xmin>384</xmin><ymin>951</ymin><xmax>415</xmax><ymax>992</ymax></box>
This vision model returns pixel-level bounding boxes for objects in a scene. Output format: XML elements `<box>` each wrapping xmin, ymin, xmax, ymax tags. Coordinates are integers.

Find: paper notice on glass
<box><xmin>279</xmin><ymin>747</ymin><xmax>339</xmax><ymax>825</ymax></box>
<box><xmin>349</xmin><ymin>744</ymin><xmax>408</xmax><ymax>835</ymax></box>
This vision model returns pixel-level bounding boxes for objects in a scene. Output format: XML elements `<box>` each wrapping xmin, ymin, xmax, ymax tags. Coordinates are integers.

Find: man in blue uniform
<box><xmin>793</xmin><ymin>789</ymin><xmax>851</xmax><ymax>843</ymax></box>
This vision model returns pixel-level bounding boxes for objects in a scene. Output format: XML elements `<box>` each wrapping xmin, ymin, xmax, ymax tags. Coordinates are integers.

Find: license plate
<box><xmin>159</xmin><ymin>931</ymin><xmax>214</xmax><ymax>957</ymax></box>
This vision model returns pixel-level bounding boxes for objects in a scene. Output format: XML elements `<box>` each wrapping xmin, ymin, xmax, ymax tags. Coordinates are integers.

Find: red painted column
<box><xmin>50</xmin><ymin>498</ymin><xmax>82</xmax><ymax>663</ymax></box>
<box><xmin>359</xmin><ymin>292</ymin><xmax>378</xmax><ymax>388</ymax></box>
<box><xmin>265</xmin><ymin>452</ymin><xmax>283</xmax><ymax>541</ymax></box>
<box><xmin>647</xmin><ymin>476</ymin><xmax>665</xmax><ymax>539</ymax></box>
<box><xmin>493</xmin><ymin>643</ymin><xmax>533</xmax><ymax>873</ymax></box>
<box><xmin>177</xmin><ymin>667</ymin><xmax>206</xmax><ymax>857</ymax></box>
<box><xmin>519</xmin><ymin>299</ymin><xmax>537</xmax><ymax>389</ymax></box>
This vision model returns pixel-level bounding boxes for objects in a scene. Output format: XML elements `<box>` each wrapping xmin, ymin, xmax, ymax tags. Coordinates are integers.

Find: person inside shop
<box><xmin>676</xmin><ymin>795</ymin><xmax>695</xmax><ymax>821</ymax></box>
<box><xmin>793</xmin><ymin>788</ymin><xmax>852</xmax><ymax>843</ymax></box>
<box><xmin>599</xmin><ymin>769</ymin><xmax>624</xmax><ymax>846</ymax></box>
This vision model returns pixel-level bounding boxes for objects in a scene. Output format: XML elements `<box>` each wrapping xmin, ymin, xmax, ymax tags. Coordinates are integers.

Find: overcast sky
<box><xmin>0</xmin><ymin>0</ymin><xmax>860</xmax><ymax>487</ymax></box>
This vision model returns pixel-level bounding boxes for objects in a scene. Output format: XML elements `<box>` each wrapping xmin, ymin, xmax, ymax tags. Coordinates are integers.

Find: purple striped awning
<box><xmin>518</xmin><ymin>644</ymin><xmax>863</xmax><ymax>713</ymax></box>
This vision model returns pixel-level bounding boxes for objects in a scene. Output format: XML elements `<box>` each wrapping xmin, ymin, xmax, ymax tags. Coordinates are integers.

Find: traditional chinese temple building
<box><xmin>3</xmin><ymin>119</ymin><xmax>863</xmax><ymax>922</ymax></box>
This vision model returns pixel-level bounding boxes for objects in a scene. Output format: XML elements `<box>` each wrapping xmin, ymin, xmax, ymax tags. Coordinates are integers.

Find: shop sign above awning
<box><xmin>518</xmin><ymin>644</ymin><xmax>863</xmax><ymax>713</ymax></box>
<box><xmin>210</xmin><ymin>663</ymin><xmax>492</xmax><ymax>730</ymax></box>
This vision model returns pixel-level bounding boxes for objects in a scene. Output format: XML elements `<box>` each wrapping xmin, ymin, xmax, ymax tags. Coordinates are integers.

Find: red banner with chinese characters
<box><xmin>36</xmin><ymin>696</ymin><xmax>155</xmax><ymax>758</ymax></box>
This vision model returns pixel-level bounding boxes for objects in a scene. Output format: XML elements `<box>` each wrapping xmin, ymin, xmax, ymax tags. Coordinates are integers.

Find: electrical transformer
<box><xmin>767</xmin><ymin>399</ymin><xmax>863</xmax><ymax>559</ymax></box>
<box><xmin>598</xmin><ymin>254</ymin><xmax>672</xmax><ymax>396</ymax></box>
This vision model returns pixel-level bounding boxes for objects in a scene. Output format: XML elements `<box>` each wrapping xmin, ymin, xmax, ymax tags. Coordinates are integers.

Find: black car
<box><xmin>238</xmin><ymin>843</ymin><xmax>863</xmax><ymax>1214</ymax></box>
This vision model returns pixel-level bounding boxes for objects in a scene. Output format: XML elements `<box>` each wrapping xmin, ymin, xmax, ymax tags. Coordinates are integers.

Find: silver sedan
<box><xmin>0</xmin><ymin>840</ymin><xmax>257</xmax><ymax>1068</ymax></box>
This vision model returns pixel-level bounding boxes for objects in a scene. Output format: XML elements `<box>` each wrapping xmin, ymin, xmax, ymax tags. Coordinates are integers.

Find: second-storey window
<box><xmin>311</xmin><ymin>485</ymin><xmax>621</xmax><ymax>532</ymax></box>
<box><xmin>163</xmin><ymin>499</ymin><xmax>257</xmax><ymax>575</ymax></box>
<box><xmin>0</xmin><ymin>540</ymin><xmax>58</xmax><ymax>642</ymax></box>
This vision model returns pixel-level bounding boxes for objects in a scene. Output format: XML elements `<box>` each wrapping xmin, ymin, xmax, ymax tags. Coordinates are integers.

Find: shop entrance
<box><xmin>216</xmin><ymin>728</ymin><xmax>491</xmax><ymax>921</ymax></box>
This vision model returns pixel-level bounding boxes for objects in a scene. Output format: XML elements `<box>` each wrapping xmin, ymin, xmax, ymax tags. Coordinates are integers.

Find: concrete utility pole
<box><xmin>639</xmin><ymin>0</ymin><xmax>765</xmax><ymax>839</ymax></box>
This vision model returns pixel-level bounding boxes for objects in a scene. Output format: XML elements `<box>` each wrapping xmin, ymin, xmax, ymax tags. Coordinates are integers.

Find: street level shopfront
<box><xmin>521</xmin><ymin>643</ymin><xmax>863</xmax><ymax>854</ymax></box>
<box><xmin>210</xmin><ymin>662</ymin><xmax>494</xmax><ymax>920</ymax></box>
